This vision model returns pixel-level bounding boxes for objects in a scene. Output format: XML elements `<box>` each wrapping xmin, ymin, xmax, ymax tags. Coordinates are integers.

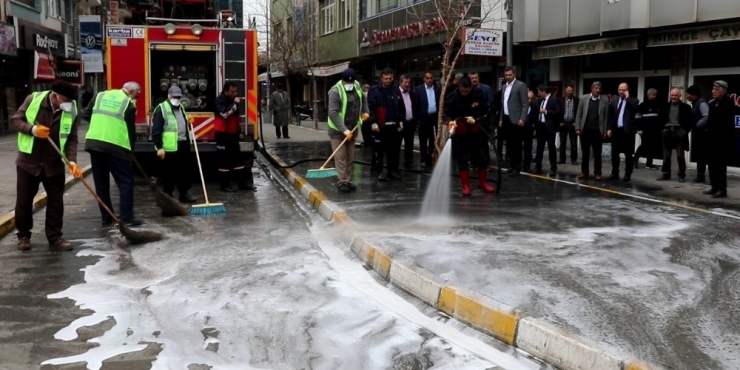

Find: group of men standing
<box><xmin>10</xmin><ymin>80</ymin><xmax>255</xmax><ymax>252</ymax></box>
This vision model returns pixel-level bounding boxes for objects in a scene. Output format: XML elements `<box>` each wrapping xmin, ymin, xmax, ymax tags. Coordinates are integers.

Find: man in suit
<box><xmin>415</xmin><ymin>71</ymin><xmax>441</xmax><ymax>168</ymax></box>
<box><xmin>534</xmin><ymin>85</ymin><xmax>562</xmax><ymax>176</ymax></box>
<box><xmin>498</xmin><ymin>66</ymin><xmax>529</xmax><ymax>177</ymax></box>
<box><xmin>703</xmin><ymin>80</ymin><xmax>735</xmax><ymax>198</ymax></box>
<box><xmin>398</xmin><ymin>75</ymin><xmax>417</xmax><ymax>168</ymax></box>
<box><xmin>656</xmin><ymin>88</ymin><xmax>693</xmax><ymax>183</ymax></box>
<box><xmin>606</xmin><ymin>83</ymin><xmax>639</xmax><ymax>182</ymax></box>
<box><xmin>523</xmin><ymin>90</ymin><xmax>538</xmax><ymax>172</ymax></box>
<box><xmin>558</xmin><ymin>85</ymin><xmax>579</xmax><ymax>165</ymax></box>
<box><xmin>574</xmin><ymin>81</ymin><xmax>609</xmax><ymax>180</ymax></box>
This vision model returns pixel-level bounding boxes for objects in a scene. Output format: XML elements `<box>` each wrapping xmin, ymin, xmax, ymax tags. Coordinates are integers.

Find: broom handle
<box><xmin>131</xmin><ymin>155</ymin><xmax>149</xmax><ymax>178</ymax></box>
<box><xmin>319</xmin><ymin>125</ymin><xmax>358</xmax><ymax>169</ymax></box>
<box><xmin>46</xmin><ymin>138</ymin><xmax>122</xmax><ymax>224</ymax></box>
<box><xmin>189</xmin><ymin>121</ymin><xmax>211</xmax><ymax>205</ymax></box>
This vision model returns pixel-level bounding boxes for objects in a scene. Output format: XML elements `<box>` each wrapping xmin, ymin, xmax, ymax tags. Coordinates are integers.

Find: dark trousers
<box><xmin>522</xmin><ymin>131</ymin><xmax>534</xmax><ymax>170</ymax></box>
<box><xmin>216</xmin><ymin>132</ymin><xmax>251</xmax><ymax>187</ymax></box>
<box><xmin>559</xmin><ymin>122</ymin><xmax>577</xmax><ymax>162</ymax></box>
<box><xmin>536</xmin><ymin>129</ymin><xmax>558</xmax><ymax>171</ymax></box>
<box><xmin>580</xmin><ymin>129</ymin><xmax>603</xmax><ymax>175</ymax></box>
<box><xmin>610</xmin><ymin>127</ymin><xmax>635</xmax><ymax>176</ymax></box>
<box><xmin>418</xmin><ymin>115</ymin><xmax>437</xmax><ymax>164</ymax></box>
<box><xmin>634</xmin><ymin>130</ymin><xmax>657</xmax><ymax>166</ymax></box>
<box><xmin>376</xmin><ymin>125</ymin><xmax>401</xmax><ymax>173</ymax></box>
<box><xmin>693</xmin><ymin>130</ymin><xmax>707</xmax><ymax>177</ymax></box>
<box><xmin>15</xmin><ymin>167</ymin><xmax>65</xmax><ymax>241</ymax></box>
<box><xmin>90</xmin><ymin>151</ymin><xmax>134</xmax><ymax>223</ymax></box>
<box><xmin>661</xmin><ymin>127</ymin><xmax>687</xmax><ymax>177</ymax></box>
<box><xmin>275</xmin><ymin>125</ymin><xmax>289</xmax><ymax>138</ymax></box>
<box><xmin>504</xmin><ymin>116</ymin><xmax>525</xmax><ymax>171</ymax></box>
<box><xmin>162</xmin><ymin>140</ymin><xmax>192</xmax><ymax>196</ymax></box>
<box><xmin>709</xmin><ymin>159</ymin><xmax>728</xmax><ymax>193</ymax></box>
<box><xmin>401</xmin><ymin>119</ymin><xmax>416</xmax><ymax>166</ymax></box>
<box><xmin>496</xmin><ymin>124</ymin><xmax>507</xmax><ymax>163</ymax></box>
<box><xmin>453</xmin><ymin>131</ymin><xmax>487</xmax><ymax>171</ymax></box>
<box><xmin>362</xmin><ymin>122</ymin><xmax>379</xmax><ymax>169</ymax></box>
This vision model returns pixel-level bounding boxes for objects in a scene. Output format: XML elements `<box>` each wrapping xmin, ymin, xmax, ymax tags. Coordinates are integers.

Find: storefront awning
<box><xmin>307</xmin><ymin>62</ymin><xmax>350</xmax><ymax>77</ymax></box>
<box><xmin>647</xmin><ymin>23</ymin><xmax>740</xmax><ymax>47</ymax></box>
<box><xmin>257</xmin><ymin>71</ymin><xmax>285</xmax><ymax>82</ymax></box>
<box><xmin>532</xmin><ymin>37</ymin><xmax>638</xmax><ymax>60</ymax></box>
<box><xmin>34</xmin><ymin>51</ymin><xmax>55</xmax><ymax>80</ymax></box>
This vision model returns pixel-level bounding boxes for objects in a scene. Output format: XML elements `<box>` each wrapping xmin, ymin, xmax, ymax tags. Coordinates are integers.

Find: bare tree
<box><xmin>407</xmin><ymin>0</ymin><xmax>505</xmax><ymax>164</ymax></box>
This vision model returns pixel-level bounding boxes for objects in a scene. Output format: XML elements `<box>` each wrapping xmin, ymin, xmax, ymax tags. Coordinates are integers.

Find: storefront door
<box><xmin>643</xmin><ymin>75</ymin><xmax>671</xmax><ymax>102</ymax></box>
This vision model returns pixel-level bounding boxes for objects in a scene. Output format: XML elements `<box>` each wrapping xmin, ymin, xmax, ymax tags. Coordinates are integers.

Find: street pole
<box><xmin>506</xmin><ymin>0</ymin><xmax>514</xmax><ymax>68</ymax></box>
<box><xmin>265</xmin><ymin>0</ymin><xmax>271</xmax><ymax>123</ymax></box>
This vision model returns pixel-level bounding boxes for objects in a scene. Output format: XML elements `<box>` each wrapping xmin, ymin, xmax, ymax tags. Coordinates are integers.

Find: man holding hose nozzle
<box><xmin>10</xmin><ymin>80</ymin><xmax>82</xmax><ymax>252</ymax></box>
<box><xmin>445</xmin><ymin>76</ymin><xmax>494</xmax><ymax>196</ymax></box>
<box><xmin>327</xmin><ymin>68</ymin><xmax>369</xmax><ymax>193</ymax></box>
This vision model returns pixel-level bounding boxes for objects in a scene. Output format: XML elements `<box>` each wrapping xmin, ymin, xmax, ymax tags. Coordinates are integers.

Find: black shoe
<box><xmin>647</xmin><ymin>165</ymin><xmax>661</xmax><ymax>170</ymax></box>
<box><xmin>377</xmin><ymin>172</ymin><xmax>387</xmax><ymax>182</ymax></box>
<box><xmin>221</xmin><ymin>185</ymin><xmax>236</xmax><ymax>192</ymax></box>
<box><xmin>712</xmin><ymin>191</ymin><xmax>727</xmax><ymax>198</ymax></box>
<box><xmin>179</xmin><ymin>193</ymin><xmax>197</xmax><ymax>203</ymax></box>
<box><xmin>703</xmin><ymin>189</ymin><xmax>718</xmax><ymax>195</ymax></box>
<box><xmin>656</xmin><ymin>175</ymin><xmax>670</xmax><ymax>181</ymax></box>
<box><xmin>571</xmin><ymin>160</ymin><xmax>579</xmax><ymax>165</ymax></box>
<box><xmin>678</xmin><ymin>177</ymin><xmax>686</xmax><ymax>183</ymax></box>
<box><xmin>622</xmin><ymin>175</ymin><xmax>631</xmax><ymax>182</ymax></box>
<box><xmin>692</xmin><ymin>176</ymin><xmax>705</xmax><ymax>183</ymax></box>
<box><xmin>284</xmin><ymin>136</ymin><xmax>291</xmax><ymax>139</ymax></box>
<box><xmin>338</xmin><ymin>183</ymin><xmax>352</xmax><ymax>193</ymax></box>
<box><xmin>607</xmin><ymin>174</ymin><xmax>620</xmax><ymax>180</ymax></box>
<box><xmin>347</xmin><ymin>182</ymin><xmax>357</xmax><ymax>191</ymax></box>
<box><xmin>123</xmin><ymin>219</ymin><xmax>143</xmax><ymax>227</ymax></box>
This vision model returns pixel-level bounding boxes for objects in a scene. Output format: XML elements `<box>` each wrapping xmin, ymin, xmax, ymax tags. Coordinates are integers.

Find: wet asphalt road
<box><xmin>267</xmin><ymin>139</ymin><xmax>740</xmax><ymax>370</ymax></box>
<box><xmin>0</xmin><ymin>159</ymin><xmax>545</xmax><ymax>369</ymax></box>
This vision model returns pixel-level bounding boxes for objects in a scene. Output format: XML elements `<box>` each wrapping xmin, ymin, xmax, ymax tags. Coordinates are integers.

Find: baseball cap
<box><xmin>168</xmin><ymin>85</ymin><xmax>183</xmax><ymax>97</ymax></box>
<box><xmin>341</xmin><ymin>68</ymin><xmax>356</xmax><ymax>82</ymax></box>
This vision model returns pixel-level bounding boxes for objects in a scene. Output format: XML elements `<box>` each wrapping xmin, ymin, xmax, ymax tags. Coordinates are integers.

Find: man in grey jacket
<box><xmin>574</xmin><ymin>81</ymin><xmax>609</xmax><ymax>180</ymax></box>
<box><xmin>498</xmin><ymin>66</ymin><xmax>529</xmax><ymax>176</ymax></box>
<box><xmin>327</xmin><ymin>68</ymin><xmax>369</xmax><ymax>193</ymax></box>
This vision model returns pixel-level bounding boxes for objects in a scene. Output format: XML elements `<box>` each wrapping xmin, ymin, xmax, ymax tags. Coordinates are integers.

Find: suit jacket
<box><xmin>608</xmin><ymin>96</ymin><xmax>639</xmax><ymax>134</ymax></box>
<box><xmin>525</xmin><ymin>102</ymin><xmax>538</xmax><ymax>135</ymax></box>
<box><xmin>535</xmin><ymin>95</ymin><xmax>562</xmax><ymax>135</ymax></box>
<box><xmin>415</xmin><ymin>84</ymin><xmax>441</xmax><ymax>126</ymax></box>
<box><xmin>559</xmin><ymin>96</ymin><xmax>579</xmax><ymax>123</ymax></box>
<box><xmin>499</xmin><ymin>79</ymin><xmax>529</xmax><ymax>124</ymax></box>
<box><xmin>574</xmin><ymin>94</ymin><xmax>609</xmax><ymax>134</ymax></box>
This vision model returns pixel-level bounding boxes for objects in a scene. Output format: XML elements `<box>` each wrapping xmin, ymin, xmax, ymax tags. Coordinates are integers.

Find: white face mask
<box><xmin>169</xmin><ymin>98</ymin><xmax>180</xmax><ymax>106</ymax></box>
<box><xmin>344</xmin><ymin>84</ymin><xmax>354</xmax><ymax>91</ymax></box>
<box><xmin>60</xmin><ymin>102</ymin><xmax>73</xmax><ymax>112</ymax></box>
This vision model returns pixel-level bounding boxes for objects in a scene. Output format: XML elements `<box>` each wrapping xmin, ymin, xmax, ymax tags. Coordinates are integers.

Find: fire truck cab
<box><xmin>104</xmin><ymin>9</ymin><xmax>259</xmax><ymax>172</ymax></box>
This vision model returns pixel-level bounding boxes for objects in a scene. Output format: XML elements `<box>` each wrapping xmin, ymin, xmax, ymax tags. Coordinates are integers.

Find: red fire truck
<box><xmin>104</xmin><ymin>10</ymin><xmax>259</xmax><ymax>168</ymax></box>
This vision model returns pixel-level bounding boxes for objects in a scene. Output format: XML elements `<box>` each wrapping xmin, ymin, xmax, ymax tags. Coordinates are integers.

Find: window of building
<box><xmin>321</xmin><ymin>0</ymin><xmax>335</xmax><ymax>35</ymax></box>
<box><xmin>13</xmin><ymin>0</ymin><xmax>35</xmax><ymax>8</ymax></box>
<box><xmin>378</xmin><ymin>0</ymin><xmax>398</xmax><ymax>13</ymax></box>
<box><xmin>339</xmin><ymin>0</ymin><xmax>351</xmax><ymax>29</ymax></box>
<box><xmin>692</xmin><ymin>40</ymin><xmax>740</xmax><ymax>69</ymax></box>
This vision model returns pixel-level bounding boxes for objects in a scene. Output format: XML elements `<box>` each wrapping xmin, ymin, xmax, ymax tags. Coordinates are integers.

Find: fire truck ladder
<box><xmin>223</xmin><ymin>29</ymin><xmax>247</xmax><ymax>130</ymax></box>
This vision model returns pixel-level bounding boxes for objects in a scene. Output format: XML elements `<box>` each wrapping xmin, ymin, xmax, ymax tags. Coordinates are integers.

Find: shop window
<box><xmin>14</xmin><ymin>0</ymin><xmax>35</xmax><ymax>8</ymax></box>
<box><xmin>581</xmin><ymin>50</ymin><xmax>640</xmax><ymax>74</ymax></box>
<box><xmin>643</xmin><ymin>45</ymin><xmax>685</xmax><ymax>71</ymax></box>
<box><xmin>378</xmin><ymin>0</ymin><xmax>398</xmax><ymax>13</ymax></box>
<box><xmin>692</xmin><ymin>40</ymin><xmax>740</xmax><ymax>69</ymax></box>
<box><xmin>321</xmin><ymin>0</ymin><xmax>335</xmax><ymax>35</ymax></box>
<box><xmin>46</xmin><ymin>0</ymin><xmax>67</xmax><ymax>21</ymax></box>
<box><xmin>339</xmin><ymin>0</ymin><xmax>351</xmax><ymax>29</ymax></box>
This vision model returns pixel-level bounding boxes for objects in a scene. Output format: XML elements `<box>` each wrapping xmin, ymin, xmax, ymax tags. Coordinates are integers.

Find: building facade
<box><xmin>514</xmin><ymin>0</ymin><xmax>740</xmax><ymax>167</ymax></box>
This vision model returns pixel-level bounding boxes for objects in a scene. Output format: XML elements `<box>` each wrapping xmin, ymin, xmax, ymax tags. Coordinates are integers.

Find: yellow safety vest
<box><xmin>327</xmin><ymin>80</ymin><xmax>363</xmax><ymax>131</ymax></box>
<box><xmin>155</xmin><ymin>102</ymin><xmax>190</xmax><ymax>152</ymax></box>
<box><xmin>18</xmin><ymin>91</ymin><xmax>77</xmax><ymax>159</ymax></box>
<box><xmin>86</xmin><ymin>90</ymin><xmax>132</xmax><ymax>150</ymax></box>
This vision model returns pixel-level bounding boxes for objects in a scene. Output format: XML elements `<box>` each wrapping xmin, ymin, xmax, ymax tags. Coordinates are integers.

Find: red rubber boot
<box><xmin>459</xmin><ymin>170</ymin><xmax>472</xmax><ymax>196</ymax></box>
<box><xmin>478</xmin><ymin>168</ymin><xmax>495</xmax><ymax>193</ymax></box>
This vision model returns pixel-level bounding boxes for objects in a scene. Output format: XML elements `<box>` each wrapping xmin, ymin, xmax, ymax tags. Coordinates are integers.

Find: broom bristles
<box><xmin>190</xmin><ymin>203</ymin><xmax>227</xmax><ymax>215</ymax></box>
<box><xmin>305</xmin><ymin>168</ymin><xmax>337</xmax><ymax>179</ymax></box>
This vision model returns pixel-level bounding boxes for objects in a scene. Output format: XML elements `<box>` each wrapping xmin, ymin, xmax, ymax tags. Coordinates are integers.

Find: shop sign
<box><xmin>461</xmin><ymin>28</ymin><xmax>503</xmax><ymax>56</ymax></box>
<box><xmin>366</xmin><ymin>17</ymin><xmax>446</xmax><ymax>46</ymax></box>
<box><xmin>33</xmin><ymin>51</ymin><xmax>55</xmax><ymax>80</ymax></box>
<box><xmin>532</xmin><ymin>37</ymin><xmax>638</xmax><ymax>59</ymax></box>
<box><xmin>0</xmin><ymin>21</ymin><xmax>18</xmax><ymax>56</ymax></box>
<box><xmin>22</xmin><ymin>26</ymin><xmax>66</xmax><ymax>57</ymax></box>
<box><xmin>107</xmin><ymin>27</ymin><xmax>132</xmax><ymax>38</ymax></box>
<box><xmin>55</xmin><ymin>61</ymin><xmax>84</xmax><ymax>85</ymax></box>
<box><xmin>648</xmin><ymin>24</ymin><xmax>740</xmax><ymax>47</ymax></box>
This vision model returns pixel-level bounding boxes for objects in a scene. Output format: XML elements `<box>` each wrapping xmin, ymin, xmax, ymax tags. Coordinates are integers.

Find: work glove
<box><xmin>466</xmin><ymin>116</ymin><xmax>475</xmax><ymax>124</ymax></box>
<box><xmin>372</xmin><ymin>123</ymin><xmax>379</xmax><ymax>132</ymax></box>
<box><xmin>68</xmin><ymin>162</ymin><xmax>83</xmax><ymax>179</ymax></box>
<box><xmin>32</xmin><ymin>125</ymin><xmax>50</xmax><ymax>139</ymax></box>
<box><xmin>343</xmin><ymin>130</ymin><xmax>353</xmax><ymax>141</ymax></box>
<box><xmin>157</xmin><ymin>149</ymin><xmax>165</xmax><ymax>160</ymax></box>
<box><xmin>361</xmin><ymin>113</ymin><xmax>370</xmax><ymax>121</ymax></box>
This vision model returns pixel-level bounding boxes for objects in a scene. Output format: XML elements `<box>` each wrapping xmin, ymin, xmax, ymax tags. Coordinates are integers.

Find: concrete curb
<box><xmin>261</xmin><ymin>149</ymin><xmax>663</xmax><ymax>370</ymax></box>
<box><xmin>0</xmin><ymin>165</ymin><xmax>94</xmax><ymax>240</ymax></box>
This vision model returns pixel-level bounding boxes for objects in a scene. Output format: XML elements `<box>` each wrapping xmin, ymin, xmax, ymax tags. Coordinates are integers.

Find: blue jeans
<box><xmin>90</xmin><ymin>151</ymin><xmax>135</xmax><ymax>223</ymax></box>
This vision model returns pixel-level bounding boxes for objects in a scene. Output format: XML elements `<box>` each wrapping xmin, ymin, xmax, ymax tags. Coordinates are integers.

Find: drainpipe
<box><xmin>506</xmin><ymin>0</ymin><xmax>513</xmax><ymax>67</ymax></box>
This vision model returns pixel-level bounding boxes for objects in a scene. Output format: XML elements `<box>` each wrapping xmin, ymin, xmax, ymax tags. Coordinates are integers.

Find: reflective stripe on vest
<box><xmin>327</xmin><ymin>80</ymin><xmax>363</xmax><ymax>131</ymax></box>
<box><xmin>18</xmin><ymin>91</ymin><xmax>77</xmax><ymax>159</ymax></box>
<box><xmin>156</xmin><ymin>102</ymin><xmax>189</xmax><ymax>152</ymax></box>
<box><xmin>86</xmin><ymin>90</ymin><xmax>132</xmax><ymax>150</ymax></box>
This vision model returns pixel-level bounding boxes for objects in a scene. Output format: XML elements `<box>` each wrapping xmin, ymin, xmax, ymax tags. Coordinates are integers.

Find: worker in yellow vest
<box><xmin>9</xmin><ymin>81</ymin><xmax>82</xmax><ymax>252</ymax></box>
<box><xmin>82</xmin><ymin>81</ymin><xmax>141</xmax><ymax>228</ymax></box>
<box><xmin>151</xmin><ymin>86</ymin><xmax>197</xmax><ymax>203</ymax></box>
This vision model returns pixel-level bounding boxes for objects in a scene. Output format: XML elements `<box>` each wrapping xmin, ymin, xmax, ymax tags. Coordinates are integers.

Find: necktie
<box><xmin>617</xmin><ymin>99</ymin><xmax>623</xmax><ymax>127</ymax></box>
<box><xmin>540</xmin><ymin>99</ymin><xmax>546</xmax><ymax>122</ymax></box>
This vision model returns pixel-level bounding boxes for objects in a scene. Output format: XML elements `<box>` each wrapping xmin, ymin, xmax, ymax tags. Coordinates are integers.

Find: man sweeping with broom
<box><xmin>320</xmin><ymin>68</ymin><xmax>369</xmax><ymax>192</ymax></box>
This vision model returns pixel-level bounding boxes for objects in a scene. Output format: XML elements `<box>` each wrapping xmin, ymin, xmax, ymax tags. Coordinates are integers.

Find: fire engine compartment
<box><xmin>149</xmin><ymin>48</ymin><xmax>217</xmax><ymax>113</ymax></box>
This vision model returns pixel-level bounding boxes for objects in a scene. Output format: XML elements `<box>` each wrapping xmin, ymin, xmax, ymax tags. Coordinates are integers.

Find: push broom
<box><xmin>306</xmin><ymin>125</ymin><xmax>358</xmax><ymax>179</ymax></box>
<box><xmin>189</xmin><ymin>121</ymin><xmax>227</xmax><ymax>215</ymax></box>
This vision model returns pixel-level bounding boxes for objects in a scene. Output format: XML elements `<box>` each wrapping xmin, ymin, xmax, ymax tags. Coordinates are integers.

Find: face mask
<box><xmin>60</xmin><ymin>102</ymin><xmax>73</xmax><ymax>112</ymax></box>
<box><xmin>170</xmin><ymin>98</ymin><xmax>180</xmax><ymax>106</ymax></box>
<box><xmin>344</xmin><ymin>84</ymin><xmax>354</xmax><ymax>91</ymax></box>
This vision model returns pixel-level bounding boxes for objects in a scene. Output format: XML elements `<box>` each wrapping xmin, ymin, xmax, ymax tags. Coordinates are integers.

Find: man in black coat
<box><xmin>656</xmin><ymin>88</ymin><xmax>693</xmax><ymax>182</ymax></box>
<box><xmin>703</xmin><ymin>80</ymin><xmax>736</xmax><ymax>198</ymax></box>
<box><xmin>634</xmin><ymin>88</ymin><xmax>662</xmax><ymax>170</ymax></box>
<box><xmin>607</xmin><ymin>82</ymin><xmax>639</xmax><ymax>182</ymax></box>
<box><xmin>686</xmin><ymin>85</ymin><xmax>710</xmax><ymax>183</ymax></box>
<box><xmin>533</xmin><ymin>85</ymin><xmax>562</xmax><ymax>176</ymax></box>
<box><xmin>414</xmin><ymin>72</ymin><xmax>441</xmax><ymax>168</ymax></box>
